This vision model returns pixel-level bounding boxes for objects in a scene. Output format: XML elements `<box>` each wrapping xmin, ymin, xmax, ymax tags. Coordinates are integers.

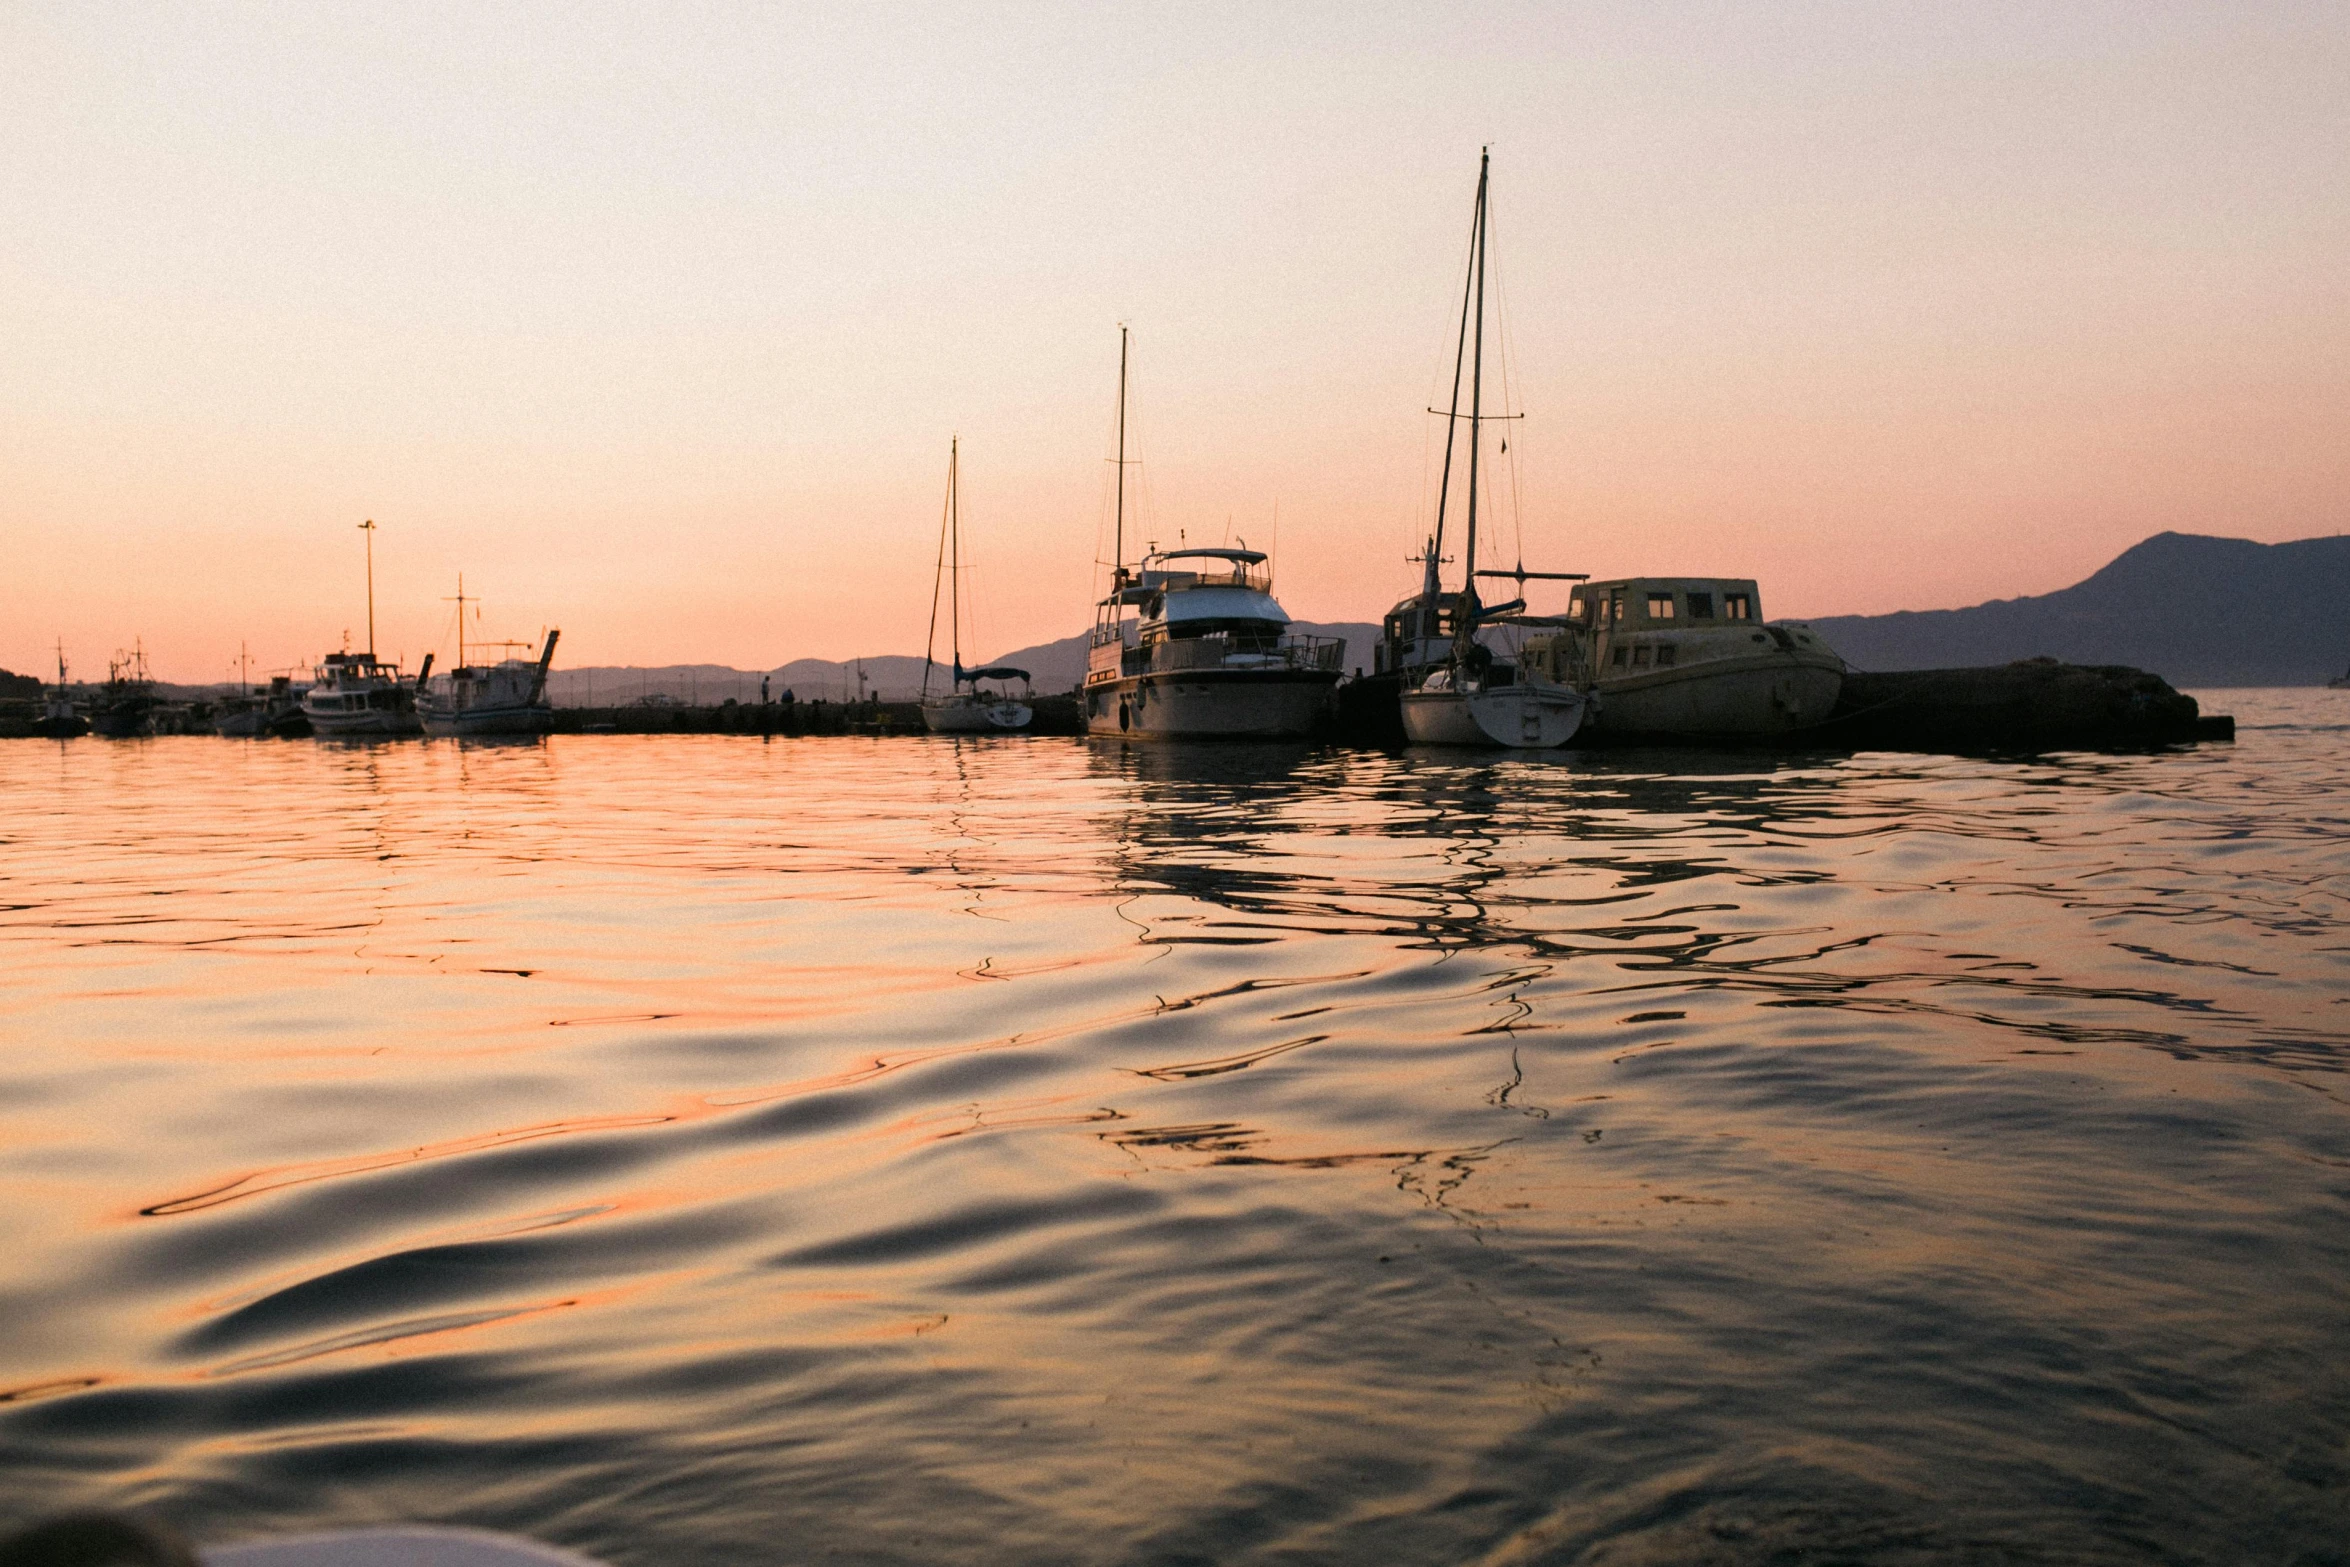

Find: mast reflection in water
<box><xmin>2</xmin><ymin>700</ymin><xmax>2345</xmax><ymax>1564</ymax></box>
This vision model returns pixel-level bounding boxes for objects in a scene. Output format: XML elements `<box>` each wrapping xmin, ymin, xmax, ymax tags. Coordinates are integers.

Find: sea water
<box><xmin>2</xmin><ymin>694</ymin><xmax>2345</xmax><ymax>1564</ymax></box>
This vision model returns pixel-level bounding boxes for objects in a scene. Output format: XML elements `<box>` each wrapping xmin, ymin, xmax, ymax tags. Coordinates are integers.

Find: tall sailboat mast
<box><xmin>1462</xmin><ymin>148</ymin><xmax>1490</xmax><ymax>610</ymax></box>
<box><xmin>359</xmin><ymin>518</ymin><xmax>378</xmax><ymax>657</ymax></box>
<box><xmin>948</xmin><ymin>437</ymin><xmax>962</xmax><ymax>677</ymax></box>
<box><xmin>1426</xmin><ymin>160</ymin><xmax>1483</xmax><ymax>630</ymax></box>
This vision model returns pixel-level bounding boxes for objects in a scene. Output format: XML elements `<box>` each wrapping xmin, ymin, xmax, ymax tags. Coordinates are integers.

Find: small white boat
<box><xmin>920</xmin><ymin>438</ymin><xmax>1033</xmax><ymax>735</ymax></box>
<box><xmin>303</xmin><ymin>651</ymin><xmax>422</xmax><ymax>736</ymax></box>
<box><xmin>1400</xmin><ymin>662</ymin><xmax>1587</xmax><ymax>747</ymax></box>
<box><xmin>1521</xmin><ymin>577</ymin><xmax>1845</xmax><ymax>737</ymax></box>
<box><xmin>1392</xmin><ymin>150</ymin><xmax>1586</xmax><ymax>751</ymax></box>
<box><xmin>1081</xmin><ymin>329</ymin><xmax>1341</xmax><ymax>738</ymax></box>
<box><xmin>304</xmin><ymin>520</ymin><xmax>423</xmax><ymax>737</ymax></box>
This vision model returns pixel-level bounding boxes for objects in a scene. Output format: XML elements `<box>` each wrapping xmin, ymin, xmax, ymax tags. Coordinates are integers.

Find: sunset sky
<box><xmin>5</xmin><ymin>2</ymin><xmax>2344</xmax><ymax>682</ymax></box>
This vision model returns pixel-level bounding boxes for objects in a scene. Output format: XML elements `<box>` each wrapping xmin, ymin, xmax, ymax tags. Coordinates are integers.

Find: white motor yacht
<box><xmin>920</xmin><ymin>438</ymin><xmax>1033</xmax><ymax>735</ymax></box>
<box><xmin>1085</xmin><ymin>546</ymin><xmax>1343</xmax><ymax>737</ymax></box>
<box><xmin>1082</xmin><ymin>328</ymin><xmax>1340</xmax><ymax>738</ymax></box>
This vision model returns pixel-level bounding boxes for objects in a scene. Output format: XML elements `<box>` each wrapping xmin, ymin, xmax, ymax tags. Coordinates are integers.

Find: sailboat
<box><xmin>303</xmin><ymin>519</ymin><xmax>424</xmax><ymax>737</ymax></box>
<box><xmin>418</xmin><ymin>575</ymin><xmax>561</xmax><ymax>737</ymax></box>
<box><xmin>1395</xmin><ymin>150</ymin><xmax>1589</xmax><ymax>749</ymax></box>
<box><xmin>1081</xmin><ymin>328</ymin><xmax>1343</xmax><ymax>738</ymax></box>
<box><xmin>920</xmin><ymin>439</ymin><xmax>1033</xmax><ymax>734</ymax></box>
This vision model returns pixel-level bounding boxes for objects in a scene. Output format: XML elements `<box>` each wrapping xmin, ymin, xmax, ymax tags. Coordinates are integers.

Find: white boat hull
<box><xmin>305</xmin><ymin>709</ymin><xmax>422</xmax><ymax>737</ymax></box>
<box><xmin>421</xmin><ymin>704</ymin><xmax>552</xmax><ymax>738</ymax></box>
<box><xmin>1085</xmin><ymin>671</ymin><xmax>1336</xmax><ymax>738</ymax></box>
<box><xmin>1587</xmin><ymin>653</ymin><xmax>1841</xmax><ymax>737</ymax></box>
<box><xmin>922</xmin><ymin>698</ymin><xmax>1032</xmax><ymax>733</ymax></box>
<box><xmin>1401</xmin><ymin>680</ymin><xmax>1587</xmax><ymax>748</ymax></box>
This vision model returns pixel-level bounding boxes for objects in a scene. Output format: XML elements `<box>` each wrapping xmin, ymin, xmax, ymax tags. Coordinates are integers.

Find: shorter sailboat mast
<box><xmin>948</xmin><ymin>438</ymin><xmax>963</xmax><ymax>680</ymax></box>
<box><xmin>922</xmin><ymin>439</ymin><xmax>957</xmax><ymax>701</ymax></box>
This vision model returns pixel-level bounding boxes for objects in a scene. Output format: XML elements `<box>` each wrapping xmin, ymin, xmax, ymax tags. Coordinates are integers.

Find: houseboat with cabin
<box><xmin>1518</xmin><ymin>577</ymin><xmax>1845</xmax><ymax>737</ymax></box>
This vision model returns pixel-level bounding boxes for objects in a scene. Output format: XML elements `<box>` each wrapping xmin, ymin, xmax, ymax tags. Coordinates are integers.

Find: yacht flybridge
<box><xmin>921</xmin><ymin>438</ymin><xmax>1034</xmax><ymax>735</ymax></box>
<box><xmin>1082</xmin><ymin>329</ymin><xmax>1339</xmax><ymax>738</ymax></box>
<box><xmin>1394</xmin><ymin>150</ymin><xmax>1588</xmax><ymax>749</ymax></box>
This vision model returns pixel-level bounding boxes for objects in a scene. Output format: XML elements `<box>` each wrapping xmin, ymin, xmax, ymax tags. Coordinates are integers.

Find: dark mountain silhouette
<box><xmin>1805</xmin><ymin>532</ymin><xmax>2350</xmax><ymax>687</ymax></box>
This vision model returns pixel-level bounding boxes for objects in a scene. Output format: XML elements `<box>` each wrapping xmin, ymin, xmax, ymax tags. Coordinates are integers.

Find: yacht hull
<box><xmin>421</xmin><ymin>704</ymin><xmax>552</xmax><ymax>738</ymax></box>
<box><xmin>306</xmin><ymin>710</ymin><xmax>423</xmax><ymax>738</ymax></box>
<box><xmin>1401</xmin><ymin>681</ymin><xmax>1586</xmax><ymax>748</ymax></box>
<box><xmin>1085</xmin><ymin>671</ymin><xmax>1336</xmax><ymax>739</ymax></box>
<box><xmin>922</xmin><ymin>698</ymin><xmax>1032</xmax><ymax>734</ymax></box>
<box><xmin>1587</xmin><ymin>653</ymin><xmax>1841</xmax><ymax>738</ymax></box>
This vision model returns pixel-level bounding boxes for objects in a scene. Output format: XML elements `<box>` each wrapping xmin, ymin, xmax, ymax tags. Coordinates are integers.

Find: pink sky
<box><xmin>4</xmin><ymin>3</ymin><xmax>2345</xmax><ymax>682</ymax></box>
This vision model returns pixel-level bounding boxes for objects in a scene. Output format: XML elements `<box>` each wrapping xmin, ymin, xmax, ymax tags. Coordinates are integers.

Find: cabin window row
<box><xmin>1610</xmin><ymin>644</ymin><xmax>1679</xmax><ymax>669</ymax></box>
<box><xmin>1571</xmin><ymin>590</ymin><xmax>1754</xmax><ymax>623</ymax></box>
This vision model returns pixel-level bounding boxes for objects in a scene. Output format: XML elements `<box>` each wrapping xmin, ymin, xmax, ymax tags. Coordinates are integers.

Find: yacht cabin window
<box><xmin>1724</xmin><ymin>592</ymin><xmax>1753</xmax><ymax>620</ymax></box>
<box><xmin>1632</xmin><ymin>645</ymin><xmax>1652</xmax><ymax>668</ymax></box>
<box><xmin>1687</xmin><ymin>592</ymin><xmax>1714</xmax><ymax>619</ymax></box>
<box><xmin>1646</xmin><ymin>592</ymin><xmax>1676</xmax><ymax>619</ymax></box>
<box><xmin>1612</xmin><ymin>646</ymin><xmax>1629</xmax><ymax>668</ymax></box>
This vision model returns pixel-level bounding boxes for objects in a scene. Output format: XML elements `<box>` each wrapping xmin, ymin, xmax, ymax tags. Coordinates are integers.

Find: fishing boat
<box><xmin>89</xmin><ymin>644</ymin><xmax>157</xmax><ymax>738</ymax></box>
<box><xmin>418</xmin><ymin>576</ymin><xmax>561</xmax><ymax>736</ymax></box>
<box><xmin>1519</xmin><ymin>578</ymin><xmax>1846</xmax><ymax>737</ymax></box>
<box><xmin>920</xmin><ymin>439</ymin><xmax>1033</xmax><ymax>734</ymax></box>
<box><xmin>1082</xmin><ymin>329</ymin><xmax>1342</xmax><ymax>738</ymax></box>
<box><xmin>32</xmin><ymin>641</ymin><xmax>87</xmax><ymax>738</ymax></box>
<box><xmin>302</xmin><ymin>520</ymin><xmax>423</xmax><ymax>737</ymax></box>
<box><xmin>1394</xmin><ymin>150</ymin><xmax>1588</xmax><ymax>749</ymax></box>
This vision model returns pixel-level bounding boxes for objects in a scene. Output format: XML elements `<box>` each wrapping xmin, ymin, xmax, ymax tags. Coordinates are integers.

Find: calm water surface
<box><xmin>3</xmin><ymin>693</ymin><xmax>2346</xmax><ymax>1565</ymax></box>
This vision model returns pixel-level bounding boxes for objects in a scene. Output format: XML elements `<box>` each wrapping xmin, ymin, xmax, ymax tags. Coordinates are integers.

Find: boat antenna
<box><xmin>1114</xmin><ymin>325</ymin><xmax>1129</xmax><ymax>584</ymax></box>
<box><xmin>358</xmin><ymin>519</ymin><xmax>377</xmax><ymax>657</ymax></box>
<box><xmin>922</xmin><ymin>439</ymin><xmax>951</xmax><ymax>700</ymax></box>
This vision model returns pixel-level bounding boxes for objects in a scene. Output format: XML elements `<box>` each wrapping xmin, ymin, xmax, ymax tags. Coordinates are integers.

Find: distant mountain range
<box><xmin>540</xmin><ymin>621</ymin><xmax>1383</xmax><ymax>705</ymax></box>
<box><xmin>1804</xmin><ymin>531</ymin><xmax>2350</xmax><ymax>687</ymax></box>
<box><xmin>14</xmin><ymin>533</ymin><xmax>2342</xmax><ymax>704</ymax></box>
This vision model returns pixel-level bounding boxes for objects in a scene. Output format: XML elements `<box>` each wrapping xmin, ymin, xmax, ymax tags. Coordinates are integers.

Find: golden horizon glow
<box><xmin>4</xmin><ymin>4</ymin><xmax>2345</xmax><ymax>682</ymax></box>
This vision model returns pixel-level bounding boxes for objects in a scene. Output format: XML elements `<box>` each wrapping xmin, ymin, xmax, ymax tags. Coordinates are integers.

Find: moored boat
<box><xmin>920</xmin><ymin>438</ymin><xmax>1033</xmax><ymax>735</ymax></box>
<box><xmin>1520</xmin><ymin>577</ymin><xmax>1845</xmax><ymax>737</ymax></box>
<box><xmin>1393</xmin><ymin>150</ymin><xmax>1587</xmax><ymax>750</ymax></box>
<box><xmin>1081</xmin><ymin>330</ymin><xmax>1341</xmax><ymax>738</ymax></box>
<box><xmin>89</xmin><ymin>644</ymin><xmax>157</xmax><ymax>738</ymax></box>
<box><xmin>304</xmin><ymin>651</ymin><xmax>423</xmax><ymax>736</ymax></box>
<box><xmin>302</xmin><ymin>519</ymin><xmax>423</xmax><ymax>737</ymax></box>
<box><xmin>421</xmin><ymin>628</ymin><xmax>561</xmax><ymax>737</ymax></box>
<box><xmin>33</xmin><ymin>641</ymin><xmax>88</xmax><ymax>738</ymax></box>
